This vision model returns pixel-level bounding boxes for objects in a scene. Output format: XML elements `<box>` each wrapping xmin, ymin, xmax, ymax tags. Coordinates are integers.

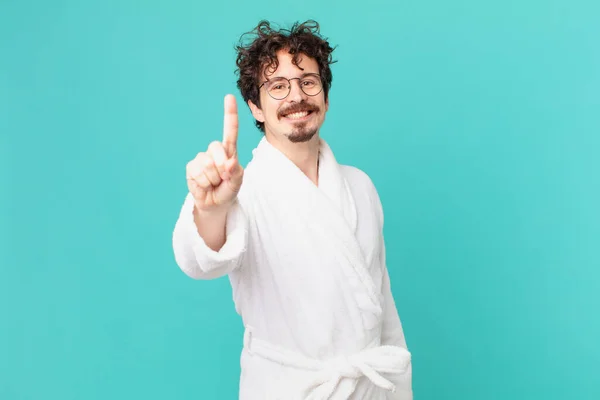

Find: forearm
<box><xmin>193</xmin><ymin>204</ymin><xmax>229</xmax><ymax>252</ymax></box>
<box><xmin>172</xmin><ymin>194</ymin><xmax>248</xmax><ymax>280</ymax></box>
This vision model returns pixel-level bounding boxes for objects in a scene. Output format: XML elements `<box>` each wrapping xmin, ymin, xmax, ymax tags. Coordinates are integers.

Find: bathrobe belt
<box><xmin>243</xmin><ymin>326</ymin><xmax>411</xmax><ymax>400</ymax></box>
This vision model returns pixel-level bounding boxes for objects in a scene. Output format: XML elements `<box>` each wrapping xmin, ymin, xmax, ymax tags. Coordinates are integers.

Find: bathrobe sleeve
<box><xmin>172</xmin><ymin>192</ymin><xmax>248</xmax><ymax>279</ymax></box>
<box><xmin>369</xmin><ymin>180</ymin><xmax>413</xmax><ymax>399</ymax></box>
<box><xmin>366</xmin><ymin>179</ymin><xmax>408</xmax><ymax>348</ymax></box>
<box><xmin>380</xmin><ymin>239</ymin><xmax>409</xmax><ymax>349</ymax></box>
<box><xmin>381</xmin><ymin>240</ymin><xmax>413</xmax><ymax>400</ymax></box>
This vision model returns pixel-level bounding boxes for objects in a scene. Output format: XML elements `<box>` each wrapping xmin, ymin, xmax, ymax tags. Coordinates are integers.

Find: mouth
<box><xmin>279</xmin><ymin>104</ymin><xmax>319</xmax><ymax>122</ymax></box>
<box><xmin>282</xmin><ymin>110</ymin><xmax>314</xmax><ymax>121</ymax></box>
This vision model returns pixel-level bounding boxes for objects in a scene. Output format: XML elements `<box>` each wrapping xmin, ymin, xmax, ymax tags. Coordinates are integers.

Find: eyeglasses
<box><xmin>258</xmin><ymin>73</ymin><xmax>323</xmax><ymax>100</ymax></box>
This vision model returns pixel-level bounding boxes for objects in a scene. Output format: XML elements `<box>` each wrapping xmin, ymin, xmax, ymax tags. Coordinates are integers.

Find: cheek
<box><xmin>317</xmin><ymin>96</ymin><xmax>328</xmax><ymax>111</ymax></box>
<box><xmin>265</xmin><ymin>103</ymin><xmax>282</xmax><ymax>120</ymax></box>
<box><xmin>257</xmin><ymin>95</ymin><xmax>278</xmax><ymax>121</ymax></box>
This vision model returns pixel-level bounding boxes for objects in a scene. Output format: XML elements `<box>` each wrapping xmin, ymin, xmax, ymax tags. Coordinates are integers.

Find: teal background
<box><xmin>2</xmin><ymin>0</ymin><xmax>599</xmax><ymax>399</ymax></box>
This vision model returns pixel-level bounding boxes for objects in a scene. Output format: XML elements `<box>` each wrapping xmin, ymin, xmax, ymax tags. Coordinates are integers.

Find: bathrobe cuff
<box><xmin>175</xmin><ymin>193</ymin><xmax>248</xmax><ymax>277</ymax></box>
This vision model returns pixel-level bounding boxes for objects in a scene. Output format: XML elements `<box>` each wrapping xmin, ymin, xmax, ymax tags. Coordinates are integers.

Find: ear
<box><xmin>248</xmin><ymin>100</ymin><xmax>265</xmax><ymax>123</ymax></box>
<box><xmin>325</xmin><ymin>97</ymin><xmax>329</xmax><ymax>112</ymax></box>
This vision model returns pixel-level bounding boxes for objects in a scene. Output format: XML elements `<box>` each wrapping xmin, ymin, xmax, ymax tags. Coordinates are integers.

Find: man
<box><xmin>172</xmin><ymin>20</ymin><xmax>412</xmax><ymax>399</ymax></box>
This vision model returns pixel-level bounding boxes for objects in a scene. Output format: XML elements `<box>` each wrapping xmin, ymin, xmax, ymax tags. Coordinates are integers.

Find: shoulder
<box><xmin>339</xmin><ymin>165</ymin><xmax>384</xmax><ymax>225</ymax></box>
<box><xmin>340</xmin><ymin>165</ymin><xmax>376</xmax><ymax>191</ymax></box>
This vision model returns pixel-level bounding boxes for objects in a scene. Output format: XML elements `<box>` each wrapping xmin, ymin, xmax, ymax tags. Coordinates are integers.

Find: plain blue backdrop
<box><xmin>2</xmin><ymin>0</ymin><xmax>599</xmax><ymax>399</ymax></box>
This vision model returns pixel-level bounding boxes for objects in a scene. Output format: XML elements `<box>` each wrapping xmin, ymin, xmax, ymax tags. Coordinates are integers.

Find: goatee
<box><xmin>287</xmin><ymin>126</ymin><xmax>318</xmax><ymax>143</ymax></box>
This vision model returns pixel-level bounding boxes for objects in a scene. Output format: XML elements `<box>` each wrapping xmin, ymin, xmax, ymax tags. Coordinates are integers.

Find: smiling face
<box><xmin>248</xmin><ymin>50</ymin><xmax>329</xmax><ymax>143</ymax></box>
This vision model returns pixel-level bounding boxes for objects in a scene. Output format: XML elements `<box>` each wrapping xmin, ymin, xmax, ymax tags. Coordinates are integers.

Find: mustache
<box><xmin>278</xmin><ymin>102</ymin><xmax>319</xmax><ymax>118</ymax></box>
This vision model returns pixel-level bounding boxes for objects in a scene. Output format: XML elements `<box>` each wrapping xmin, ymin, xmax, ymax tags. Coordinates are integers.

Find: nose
<box><xmin>286</xmin><ymin>79</ymin><xmax>306</xmax><ymax>103</ymax></box>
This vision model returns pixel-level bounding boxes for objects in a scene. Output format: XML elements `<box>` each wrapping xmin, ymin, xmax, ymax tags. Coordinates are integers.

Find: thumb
<box><xmin>225</xmin><ymin>157</ymin><xmax>243</xmax><ymax>186</ymax></box>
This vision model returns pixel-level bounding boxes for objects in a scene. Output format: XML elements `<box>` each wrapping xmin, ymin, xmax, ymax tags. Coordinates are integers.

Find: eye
<box><xmin>269</xmin><ymin>80</ymin><xmax>288</xmax><ymax>91</ymax></box>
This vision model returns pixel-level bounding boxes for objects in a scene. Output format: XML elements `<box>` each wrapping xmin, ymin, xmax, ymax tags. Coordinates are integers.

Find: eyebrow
<box><xmin>268</xmin><ymin>72</ymin><xmax>319</xmax><ymax>80</ymax></box>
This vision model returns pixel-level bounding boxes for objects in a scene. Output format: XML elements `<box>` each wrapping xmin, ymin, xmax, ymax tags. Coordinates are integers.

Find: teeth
<box><xmin>286</xmin><ymin>111</ymin><xmax>309</xmax><ymax>119</ymax></box>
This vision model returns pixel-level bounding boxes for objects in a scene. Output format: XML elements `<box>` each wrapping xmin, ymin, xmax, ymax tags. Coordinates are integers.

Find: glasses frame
<box><xmin>258</xmin><ymin>73</ymin><xmax>324</xmax><ymax>100</ymax></box>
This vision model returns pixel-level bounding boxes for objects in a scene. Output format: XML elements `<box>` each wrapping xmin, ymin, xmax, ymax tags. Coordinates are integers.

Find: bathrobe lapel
<box><xmin>246</xmin><ymin>137</ymin><xmax>383</xmax><ymax>332</ymax></box>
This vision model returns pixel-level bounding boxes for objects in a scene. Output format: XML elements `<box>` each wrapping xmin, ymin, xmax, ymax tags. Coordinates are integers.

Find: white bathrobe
<box><xmin>172</xmin><ymin>137</ymin><xmax>412</xmax><ymax>399</ymax></box>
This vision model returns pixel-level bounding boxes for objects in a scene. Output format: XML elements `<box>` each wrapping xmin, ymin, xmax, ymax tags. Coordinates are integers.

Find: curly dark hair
<box><xmin>235</xmin><ymin>20</ymin><xmax>337</xmax><ymax>132</ymax></box>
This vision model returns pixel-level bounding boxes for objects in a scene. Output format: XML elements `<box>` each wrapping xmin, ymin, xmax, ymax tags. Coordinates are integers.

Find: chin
<box><xmin>287</xmin><ymin>128</ymin><xmax>318</xmax><ymax>143</ymax></box>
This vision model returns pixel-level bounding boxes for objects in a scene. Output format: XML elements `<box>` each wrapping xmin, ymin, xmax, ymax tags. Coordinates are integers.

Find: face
<box><xmin>249</xmin><ymin>50</ymin><xmax>329</xmax><ymax>143</ymax></box>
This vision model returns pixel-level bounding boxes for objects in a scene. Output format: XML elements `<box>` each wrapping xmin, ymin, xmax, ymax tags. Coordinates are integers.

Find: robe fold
<box><xmin>172</xmin><ymin>137</ymin><xmax>412</xmax><ymax>399</ymax></box>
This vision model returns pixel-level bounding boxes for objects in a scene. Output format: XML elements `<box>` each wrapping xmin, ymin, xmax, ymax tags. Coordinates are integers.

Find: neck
<box><xmin>265</xmin><ymin>132</ymin><xmax>321</xmax><ymax>186</ymax></box>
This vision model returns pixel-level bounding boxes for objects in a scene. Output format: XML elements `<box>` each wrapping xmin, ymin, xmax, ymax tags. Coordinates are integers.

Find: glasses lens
<box><xmin>300</xmin><ymin>75</ymin><xmax>322</xmax><ymax>96</ymax></box>
<box><xmin>267</xmin><ymin>78</ymin><xmax>290</xmax><ymax>100</ymax></box>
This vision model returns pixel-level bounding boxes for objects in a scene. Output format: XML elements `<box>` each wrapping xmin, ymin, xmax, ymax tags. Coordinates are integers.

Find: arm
<box><xmin>172</xmin><ymin>192</ymin><xmax>248</xmax><ymax>280</ymax></box>
<box><xmin>380</xmin><ymin>235</ymin><xmax>413</xmax><ymax>400</ymax></box>
<box><xmin>368</xmin><ymin>178</ymin><xmax>413</xmax><ymax>399</ymax></box>
<box><xmin>380</xmin><ymin>236</ymin><xmax>408</xmax><ymax>348</ymax></box>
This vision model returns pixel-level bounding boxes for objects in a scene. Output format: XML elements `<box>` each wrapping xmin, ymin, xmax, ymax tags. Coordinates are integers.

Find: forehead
<box><xmin>261</xmin><ymin>50</ymin><xmax>319</xmax><ymax>80</ymax></box>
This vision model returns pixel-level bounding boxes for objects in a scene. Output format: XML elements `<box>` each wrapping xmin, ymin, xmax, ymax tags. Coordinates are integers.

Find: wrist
<box><xmin>193</xmin><ymin>202</ymin><xmax>231</xmax><ymax>219</ymax></box>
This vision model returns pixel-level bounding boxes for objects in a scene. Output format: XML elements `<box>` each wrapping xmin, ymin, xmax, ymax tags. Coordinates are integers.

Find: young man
<box><xmin>172</xmin><ymin>20</ymin><xmax>412</xmax><ymax>399</ymax></box>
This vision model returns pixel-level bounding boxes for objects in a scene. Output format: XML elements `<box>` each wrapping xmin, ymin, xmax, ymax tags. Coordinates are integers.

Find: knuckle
<box><xmin>196</xmin><ymin>175</ymin><xmax>210</xmax><ymax>188</ymax></box>
<box><xmin>198</xmin><ymin>154</ymin><xmax>213</xmax><ymax>167</ymax></box>
<box><xmin>187</xmin><ymin>158</ymin><xmax>203</xmax><ymax>171</ymax></box>
<box><xmin>186</xmin><ymin>162</ymin><xmax>198</xmax><ymax>176</ymax></box>
<box><xmin>203</xmin><ymin>157</ymin><xmax>215</xmax><ymax>169</ymax></box>
<box><xmin>208</xmin><ymin>141</ymin><xmax>223</xmax><ymax>151</ymax></box>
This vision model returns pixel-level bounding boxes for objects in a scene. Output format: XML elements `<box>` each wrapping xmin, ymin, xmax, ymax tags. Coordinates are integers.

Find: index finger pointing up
<box><xmin>223</xmin><ymin>94</ymin><xmax>239</xmax><ymax>158</ymax></box>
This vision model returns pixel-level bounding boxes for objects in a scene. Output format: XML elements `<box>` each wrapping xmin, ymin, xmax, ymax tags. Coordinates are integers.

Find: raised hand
<box><xmin>186</xmin><ymin>94</ymin><xmax>244</xmax><ymax>213</ymax></box>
